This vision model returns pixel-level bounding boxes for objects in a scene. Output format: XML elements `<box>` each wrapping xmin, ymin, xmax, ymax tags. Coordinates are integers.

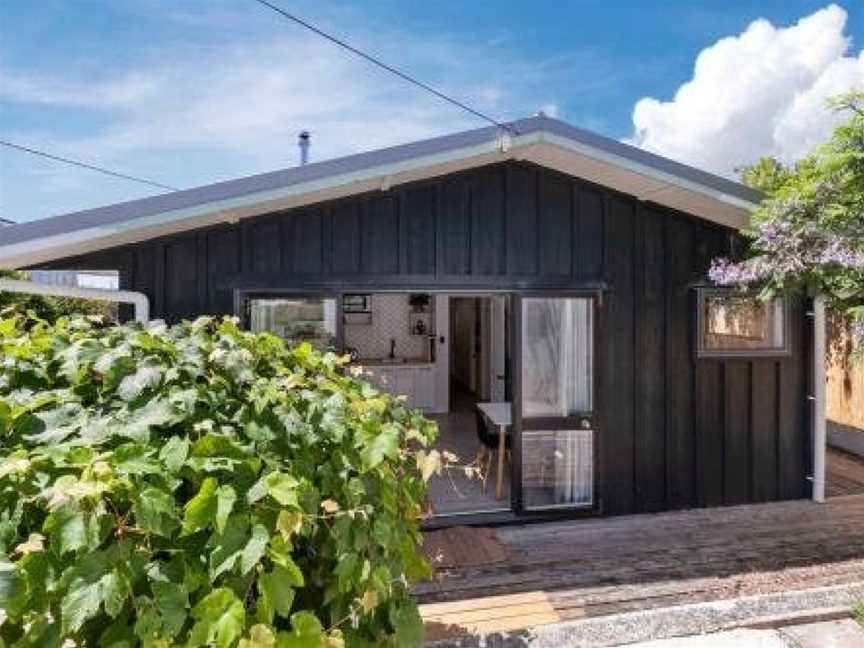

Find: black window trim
<box><xmin>694</xmin><ymin>286</ymin><xmax>792</xmax><ymax>359</ymax></box>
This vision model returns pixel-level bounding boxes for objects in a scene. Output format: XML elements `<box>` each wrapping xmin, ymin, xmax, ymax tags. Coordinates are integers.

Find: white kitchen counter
<box><xmin>352</xmin><ymin>358</ymin><xmax>433</xmax><ymax>367</ymax></box>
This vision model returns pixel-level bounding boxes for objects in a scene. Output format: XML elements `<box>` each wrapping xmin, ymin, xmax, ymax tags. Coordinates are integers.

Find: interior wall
<box><xmin>343</xmin><ymin>293</ymin><xmax>430</xmax><ymax>360</ymax></box>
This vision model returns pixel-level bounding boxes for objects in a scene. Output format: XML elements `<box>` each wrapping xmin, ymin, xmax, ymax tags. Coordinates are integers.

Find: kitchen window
<box><xmin>696</xmin><ymin>288</ymin><xmax>790</xmax><ymax>358</ymax></box>
<box><xmin>248</xmin><ymin>297</ymin><xmax>338</xmax><ymax>350</ymax></box>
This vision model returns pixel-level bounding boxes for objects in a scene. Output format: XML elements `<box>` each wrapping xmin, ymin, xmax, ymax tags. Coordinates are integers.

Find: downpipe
<box><xmin>810</xmin><ymin>295</ymin><xmax>827</xmax><ymax>503</ymax></box>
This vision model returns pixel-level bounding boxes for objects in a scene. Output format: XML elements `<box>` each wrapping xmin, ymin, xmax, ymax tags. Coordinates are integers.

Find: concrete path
<box><xmin>628</xmin><ymin>628</ymin><xmax>783</xmax><ymax>647</ymax></box>
<box><xmin>629</xmin><ymin>619</ymin><xmax>864</xmax><ymax>648</ymax></box>
<box><xmin>780</xmin><ymin>619</ymin><xmax>864</xmax><ymax>648</ymax></box>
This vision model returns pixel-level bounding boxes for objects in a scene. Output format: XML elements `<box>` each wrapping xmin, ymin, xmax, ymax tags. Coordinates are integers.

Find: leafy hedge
<box><xmin>0</xmin><ymin>270</ymin><xmax>115</xmax><ymax>322</ymax></box>
<box><xmin>0</xmin><ymin>314</ymin><xmax>439</xmax><ymax>647</ymax></box>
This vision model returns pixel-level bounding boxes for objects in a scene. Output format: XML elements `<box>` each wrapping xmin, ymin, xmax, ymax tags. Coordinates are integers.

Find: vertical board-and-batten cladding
<box><xmin>41</xmin><ymin>160</ymin><xmax>810</xmax><ymax>515</ymax></box>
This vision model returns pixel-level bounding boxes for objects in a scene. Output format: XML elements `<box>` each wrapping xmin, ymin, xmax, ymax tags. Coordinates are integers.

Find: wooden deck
<box><xmin>417</xmin><ymin>491</ymin><xmax>864</xmax><ymax>641</ymax></box>
<box><xmin>827</xmin><ymin>446</ymin><xmax>864</xmax><ymax>497</ymax></box>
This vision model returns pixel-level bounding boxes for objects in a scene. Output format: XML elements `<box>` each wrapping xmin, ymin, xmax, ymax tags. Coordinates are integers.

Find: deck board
<box><xmin>827</xmin><ymin>447</ymin><xmax>864</xmax><ymax>497</ymax></box>
<box><xmin>417</xmin><ymin>492</ymin><xmax>864</xmax><ymax>639</ymax></box>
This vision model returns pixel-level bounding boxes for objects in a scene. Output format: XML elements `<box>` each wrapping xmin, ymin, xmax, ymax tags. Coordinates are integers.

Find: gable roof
<box><xmin>0</xmin><ymin>115</ymin><xmax>761</xmax><ymax>268</ymax></box>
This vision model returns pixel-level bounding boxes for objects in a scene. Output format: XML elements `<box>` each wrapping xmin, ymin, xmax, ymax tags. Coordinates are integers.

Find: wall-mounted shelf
<box><xmin>409</xmin><ymin>311</ymin><xmax>431</xmax><ymax>336</ymax></box>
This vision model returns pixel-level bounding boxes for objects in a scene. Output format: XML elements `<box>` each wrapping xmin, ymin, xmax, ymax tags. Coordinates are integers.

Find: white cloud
<box><xmin>0</xmin><ymin>73</ymin><xmax>161</xmax><ymax>109</ymax></box>
<box><xmin>629</xmin><ymin>4</ymin><xmax>864</xmax><ymax>177</ymax></box>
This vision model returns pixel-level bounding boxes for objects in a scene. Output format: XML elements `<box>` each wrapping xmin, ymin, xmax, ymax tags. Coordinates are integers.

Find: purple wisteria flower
<box><xmin>708</xmin><ymin>257</ymin><xmax>771</xmax><ymax>285</ymax></box>
<box><xmin>714</xmin><ymin>213</ymin><xmax>864</xmax><ymax>288</ymax></box>
<box><xmin>819</xmin><ymin>238</ymin><xmax>864</xmax><ymax>269</ymax></box>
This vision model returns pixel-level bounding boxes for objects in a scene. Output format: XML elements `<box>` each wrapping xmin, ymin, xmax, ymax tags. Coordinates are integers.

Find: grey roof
<box><xmin>0</xmin><ymin>115</ymin><xmax>761</xmax><ymax>248</ymax></box>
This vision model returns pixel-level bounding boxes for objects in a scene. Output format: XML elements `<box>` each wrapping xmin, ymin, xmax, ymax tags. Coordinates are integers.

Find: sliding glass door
<box><xmin>513</xmin><ymin>296</ymin><xmax>596</xmax><ymax>512</ymax></box>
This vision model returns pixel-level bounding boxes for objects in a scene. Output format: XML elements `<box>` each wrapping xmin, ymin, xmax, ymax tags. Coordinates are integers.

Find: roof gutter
<box><xmin>0</xmin><ymin>278</ymin><xmax>150</xmax><ymax>323</ymax></box>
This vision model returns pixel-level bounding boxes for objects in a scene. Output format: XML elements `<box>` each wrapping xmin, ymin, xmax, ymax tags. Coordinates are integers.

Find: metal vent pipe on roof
<box><xmin>298</xmin><ymin>130</ymin><xmax>310</xmax><ymax>166</ymax></box>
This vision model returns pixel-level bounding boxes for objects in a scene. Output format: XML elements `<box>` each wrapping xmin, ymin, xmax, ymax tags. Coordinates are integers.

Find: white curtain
<box><xmin>521</xmin><ymin>298</ymin><xmax>594</xmax><ymax>508</ymax></box>
<box><xmin>250</xmin><ymin>300</ymin><xmax>276</xmax><ymax>334</ymax></box>
<box><xmin>554</xmin><ymin>429</ymin><xmax>593</xmax><ymax>505</ymax></box>
<box><xmin>522</xmin><ymin>298</ymin><xmax>592</xmax><ymax>416</ymax></box>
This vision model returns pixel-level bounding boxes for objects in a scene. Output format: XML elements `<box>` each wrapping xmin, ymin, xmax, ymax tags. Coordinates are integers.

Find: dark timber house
<box><xmin>0</xmin><ymin>115</ymin><xmax>815</xmax><ymax>524</ymax></box>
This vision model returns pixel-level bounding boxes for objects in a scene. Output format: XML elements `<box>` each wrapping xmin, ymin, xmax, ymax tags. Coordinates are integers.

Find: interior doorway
<box><xmin>449</xmin><ymin>296</ymin><xmax>508</xmax><ymax>402</ymax></box>
<box><xmin>425</xmin><ymin>294</ymin><xmax>512</xmax><ymax>517</ymax></box>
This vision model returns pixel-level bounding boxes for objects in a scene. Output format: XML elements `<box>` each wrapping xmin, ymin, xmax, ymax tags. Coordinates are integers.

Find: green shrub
<box><xmin>0</xmin><ymin>314</ymin><xmax>439</xmax><ymax>647</ymax></box>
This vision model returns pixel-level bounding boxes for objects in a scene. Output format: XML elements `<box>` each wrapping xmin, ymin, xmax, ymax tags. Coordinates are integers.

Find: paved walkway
<box><xmin>630</xmin><ymin>619</ymin><xmax>864</xmax><ymax>647</ymax></box>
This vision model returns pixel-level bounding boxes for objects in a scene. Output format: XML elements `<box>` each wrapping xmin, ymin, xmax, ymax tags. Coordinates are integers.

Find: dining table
<box><xmin>475</xmin><ymin>402</ymin><xmax>511</xmax><ymax>499</ymax></box>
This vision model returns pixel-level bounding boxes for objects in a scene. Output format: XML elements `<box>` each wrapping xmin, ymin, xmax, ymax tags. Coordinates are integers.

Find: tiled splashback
<box><xmin>344</xmin><ymin>294</ymin><xmax>432</xmax><ymax>360</ymax></box>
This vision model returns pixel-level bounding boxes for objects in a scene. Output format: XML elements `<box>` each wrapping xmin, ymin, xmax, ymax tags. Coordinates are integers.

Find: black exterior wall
<box><xmin>42</xmin><ymin>160</ymin><xmax>811</xmax><ymax>515</ymax></box>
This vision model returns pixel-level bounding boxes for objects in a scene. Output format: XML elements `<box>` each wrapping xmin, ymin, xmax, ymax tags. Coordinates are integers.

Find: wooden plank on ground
<box><xmin>421</xmin><ymin>590</ymin><xmax>560</xmax><ymax>641</ymax></box>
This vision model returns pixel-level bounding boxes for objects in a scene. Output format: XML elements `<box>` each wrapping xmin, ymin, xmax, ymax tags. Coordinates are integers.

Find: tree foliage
<box><xmin>0</xmin><ymin>314</ymin><xmax>439</xmax><ymax>647</ymax></box>
<box><xmin>736</xmin><ymin>156</ymin><xmax>793</xmax><ymax>195</ymax></box>
<box><xmin>711</xmin><ymin>92</ymin><xmax>864</xmax><ymax>346</ymax></box>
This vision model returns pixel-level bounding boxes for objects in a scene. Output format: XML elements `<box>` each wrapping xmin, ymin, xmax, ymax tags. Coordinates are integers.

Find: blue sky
<box><xmin>1</xmin><ymin>1</ymin><xmax>862</xmax><ymax>223</ymax></box>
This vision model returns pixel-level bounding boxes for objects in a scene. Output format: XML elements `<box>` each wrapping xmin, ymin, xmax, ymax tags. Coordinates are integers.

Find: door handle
<box><xmin>580</xmin><ymin>418</ymin><xmax>592</xmax><ymax>430</ymax></box>
<box><xmin>496</xmin><ymin>374</ymin><xmax>505</xmax><ymax>380</ymax></box>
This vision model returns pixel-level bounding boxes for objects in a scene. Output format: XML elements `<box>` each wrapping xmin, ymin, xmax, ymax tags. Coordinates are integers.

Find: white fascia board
<box><xmin>1</xmin><ymin>127</ymin><xmax>758</xmax><ymax>268</ymax></box>
<box><xmin>0</xmin><ymin>138</ymin><xmax>510</xmax><ymax>268</ymax></box>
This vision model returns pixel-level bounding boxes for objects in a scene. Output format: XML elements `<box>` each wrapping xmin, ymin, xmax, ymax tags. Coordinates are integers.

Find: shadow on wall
<box><xmin>827</xmin><ymin>310</ymin><xmax>864</xmax><ymax>456</ymax></box>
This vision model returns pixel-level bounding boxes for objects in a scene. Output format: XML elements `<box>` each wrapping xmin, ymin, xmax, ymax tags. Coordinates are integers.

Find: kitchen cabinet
<box><xmin>412</xmin><ymin>367</ymin><xmax>435</xmax><ymax>410</ymax></box>
<box><xmin>352</xmin><ymin>363</ymin><xmax>437</xmax><ymax>412</ymax></box>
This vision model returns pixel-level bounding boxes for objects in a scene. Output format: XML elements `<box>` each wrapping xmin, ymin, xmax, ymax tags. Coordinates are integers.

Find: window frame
<box><xmin>694</xmin><ymin>287</ymin><xmax>792</xmax><ymax>359</ymax></box>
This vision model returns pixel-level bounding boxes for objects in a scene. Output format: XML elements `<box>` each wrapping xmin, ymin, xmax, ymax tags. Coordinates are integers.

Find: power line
<box><xmin>250</xmin><ymin>0</ymin><xmax>517</xmax><ymax>135</ymax></box>
<box><xmin>0</xmin><ymin>140</ymin><xmax>179</xmax><ymax>192</ymax></box>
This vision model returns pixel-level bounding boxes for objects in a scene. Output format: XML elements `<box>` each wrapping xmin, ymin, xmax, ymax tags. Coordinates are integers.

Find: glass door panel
<box><xmin>522</xmin><ymin>429</ymin><xmax>593</xmax><ymax>509</ymax></box>
<box><xmin>516</xmin><ymin>296</ymin><xmax>595</xmax><ymax>511</ymax></box>
<box><xmin>249</xmin><ymin>297</ymin><xmax>338</xmax><ymax>350</ymax></box>
<box><xmin>521</xmin><ymin>298</ymin><xmax>593</xmax><ymax>416</ymax></box>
